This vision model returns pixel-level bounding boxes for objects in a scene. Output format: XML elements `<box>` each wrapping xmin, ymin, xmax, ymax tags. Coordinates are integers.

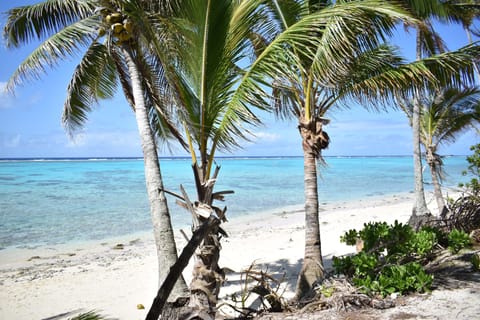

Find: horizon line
<box><xmin>0</xmin><ymin>154</ymin><xmax>468</xmax><ymax>161</ymax></box>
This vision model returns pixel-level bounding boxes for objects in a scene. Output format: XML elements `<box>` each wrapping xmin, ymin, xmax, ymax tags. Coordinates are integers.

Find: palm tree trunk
<box><xmin>409</xmin><ymin>29</ymin><xmax>431</xmax><ymax>229</ymax></box>
<box><xmin>426</xmin><ymin>149</ymin><xmax>446</xmax><ymax>216</ymax></box>
<box><xmin>185</xmin><ymin>164</ymin><xmax>224</xmax><ymax>320</ymax></box>
<box><xmin>429</xmin><ymin>162</ymin><xmax>445</xmax><ymax>216</ymax></box>
<box><xmin>294</xmin><ymin>138</ymin><xmax>324</xmax><ymax>301</ymax></box>
<box><xmin>122</xmin><ymin>45</ymin><xmax>188</xmax><ymax>300</ymax></box>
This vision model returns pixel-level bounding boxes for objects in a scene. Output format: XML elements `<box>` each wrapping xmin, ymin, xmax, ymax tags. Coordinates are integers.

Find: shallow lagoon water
<box><xmin>0</xmin><ymin>156</ymin><xmax>470</xmax><ymax>248</ymax></box>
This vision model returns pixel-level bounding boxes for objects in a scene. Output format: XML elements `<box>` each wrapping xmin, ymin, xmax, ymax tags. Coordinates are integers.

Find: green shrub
<box><xmin>459</xmin><ymin>144</ymin><xmax>480</xmax><ymax>196</ymax></box>
<box><xmin>410</xmin><ymin>229</ymin><xmax>437</xmax><ymax>256</ymax></box>
<box><xmin>353</xmin><ymin>262</ymin><xmax>433</xmax><ymax>296</ymax></box>
<box><xmin>335</xmin><ymin>221</ymin><xmax>436</xmax><ymax>297</ymax></box>
<box><xmin>472</xmin><ymin>253</ymin><xmax>480</xmax><ymax>271</ymax></box>
<box><xmin>447</xmin><ymin>229</ymin><xmax>471</xmax><ymax>253</ymax></box>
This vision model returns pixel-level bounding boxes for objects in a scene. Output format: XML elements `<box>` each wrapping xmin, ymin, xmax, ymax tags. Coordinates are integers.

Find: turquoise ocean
<box><xmin>0</xmin><ymin>156</ymin><xmax>471</xmax><ymax>250</ymax></box>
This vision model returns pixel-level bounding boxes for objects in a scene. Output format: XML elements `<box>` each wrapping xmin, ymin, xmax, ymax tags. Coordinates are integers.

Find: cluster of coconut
<box><xmin>98</xmin><ymin>9</ymin><xmax>133</xmax><ymax>43</ymax></box>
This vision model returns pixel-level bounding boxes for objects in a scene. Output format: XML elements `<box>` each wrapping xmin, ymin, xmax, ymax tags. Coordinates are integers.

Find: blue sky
<box><xmin>0</xmin><ymin>1</ymin><xmax>478</xmax><ymax>158</ymax></box>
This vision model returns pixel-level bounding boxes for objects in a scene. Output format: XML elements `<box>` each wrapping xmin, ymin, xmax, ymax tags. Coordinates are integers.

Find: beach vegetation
<box><xmin>400</xmin><ymin>87</ymin><xmax>480</xmax><ymax>216</ymax></box>
<box><xmin>472</xmin><ymin>253</ymin><xmax>480</xmax><ymax>271</ymax></box>
<box><xmin>447</xmin><ymin>228</ymin><xmax>472</xmax><ymax>253</ymax></box>
<box><xmin>255</xmin><ymin>0</ymin><xmax>480</xmax><ymax>301</ymax></box>
<box><xmin>3</xmin><ymin>0</ymin><xmax>190</xmax><ymax>298</ymax></box>
<box><xmin>68</xmin><ymin>311</ymin><xmax>110</xmax><ymax>320</ymax></box>
<box><xmin>459</xmin><ymin>143</ymin><xmax>480</xmax><ymax>195</ymax></box>
<box><xmin>440</xmin><ymin>144</ymin><xmax>480</xmax><ymax>233</ymax></box>
<box><xmin>335</xmin><ymin>220</ymin><xmax>478</xmax><ymax>297</ymax></box>
<box><xmin>334</xmin><ymin>221</ymin><xmax>437</xmax><ymax>296</ymax></box>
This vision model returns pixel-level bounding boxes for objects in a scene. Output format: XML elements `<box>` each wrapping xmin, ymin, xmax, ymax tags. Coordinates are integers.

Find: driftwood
<box><xmin>440</xmin><ymin>195</ymin><xmax>480</xmax><ymax>233</ymax></box>
<box><xmin>295</xmin><ymin>278</ymin><xmax>396</xmax><ymax>314</ymax></box>
<box><xmin>145</xmin><ymin>215</ymin><xmax>220</xmax><ymax>320</ymax></box>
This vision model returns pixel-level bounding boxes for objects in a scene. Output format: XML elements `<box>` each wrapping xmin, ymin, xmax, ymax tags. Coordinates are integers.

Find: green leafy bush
<box><xmin>334</xmin><ymin>221</ymin><xmax>435</xmax><ymax>297</ymax></box>
<box><xmin>447</xmin><ymin>229</ymin><xmax>471</xmax><ymax>253</ymax></box>
<box><xmin>352</xmin><ymin>262</ymin><xmax>433</xmax><ymax>296</ymax></box>
<box><xmin>334</xmin><ymin>221</ymin><xmax>477</xmax><ymax>297</ymax></box>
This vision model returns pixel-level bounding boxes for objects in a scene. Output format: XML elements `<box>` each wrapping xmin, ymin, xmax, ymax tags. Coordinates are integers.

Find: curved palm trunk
<box><xmin>122</xmin><ymin>46</ymin><xmax>188</xmax><ymax>300</ymax></box>
<box><xmin>294</xmin><ymin>118</ymin><xmax>326</xmax><ymax>301</ymax></box>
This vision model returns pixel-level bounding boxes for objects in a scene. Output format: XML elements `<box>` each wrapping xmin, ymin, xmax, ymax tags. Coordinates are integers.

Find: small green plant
<box><xmin>410</xmin><ymin>229</ymin><xmax>437</xmax><ymax>256</ymax></box>
<box><xmin>353</xmin><ymin>262</ymin><xmax>433</xmax><ymax>296</ymax></box>
<box><xmin>335</xmin><ymin>221</ymin><xmax>437</xmax><ymax>297</ymax></box>
<box><xmin>459</xmin><ymin>144</ymin><xmax>480</xmax><ymax>196</ymax></box>
<box><xmin>472</xmin><ymin>253</ymin><xmax>480</xmax><ymax>271</ymax></box>
<box><xmin>447</xmin><ymin>229</ymin><xmax>472</xmax><ymax>253</ymax></box>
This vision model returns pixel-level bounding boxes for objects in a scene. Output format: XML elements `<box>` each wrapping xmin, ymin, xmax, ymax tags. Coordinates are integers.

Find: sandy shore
<box><xmin>1</xmin><ymin>192</ymin><xmax>478</xmax><ymax>319</ymax></box>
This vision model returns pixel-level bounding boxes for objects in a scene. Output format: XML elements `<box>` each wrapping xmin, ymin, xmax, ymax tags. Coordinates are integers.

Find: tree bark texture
<box><xmin>179</xmin><ymin>165</ymin><xmax>229</xmax><ymax>320</ymax></box>
<box><xmin>122</xmin><ymin>46</ymin><xmax>188</xmax><ymax>300</ymax></box>
<box><xmin>409</xmin><ymin>29</ymin><xmax>431</xmax><ymax>229</ymax></box>
<box><xmin>294</xmin><ymin>118</ymin><xmax>327</xmax><ymax>301</ymax></box>
<box><xmin>426</xmin><ymin>148</ymin><xmax>446</xmax><ymax>216</ymax></box>
<box><xmin>146</xmin><ymin>216</ymin><xmax>220</xmax><ymax>320</ymax></box>
<box><xmin>411</xmin><ymin>95</ymin><xmax>431</xmax><ymax>217</ymax></box>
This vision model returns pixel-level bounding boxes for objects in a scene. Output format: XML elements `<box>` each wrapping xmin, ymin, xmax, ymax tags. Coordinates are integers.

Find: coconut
<box><xmin>117</xmin><ymin>31</ymin><xmax>131</xmax><ymax>42</ymax></box>
<box><xmin>110</xmin><ymin>12</ymin><xmax>123</xmax><ymax>23</ymax></box>
<box><xmin>111</xmin><ymin>23</ymin><xmax>124</xmax><ymax>34</ymax></box>
<box><xmin>123</xmin><ymin>20</ymin><xmax>133</xmax><ymax>34</ymax></box>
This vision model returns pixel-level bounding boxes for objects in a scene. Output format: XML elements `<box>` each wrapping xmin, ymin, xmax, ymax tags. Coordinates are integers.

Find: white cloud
<box><xmin>65</xmin><ymin>130</ymin><xmax>141</xmax><ymax>149</ymax></box>
<box><xmin>252</xmin><ymin>131</ymin><xmax>281</xmax><ymax>142</ymax></box>
<box><xmin>2</xmin><ymin>134</ymin><xmax>21</xmax><ymax>148</ymax></box>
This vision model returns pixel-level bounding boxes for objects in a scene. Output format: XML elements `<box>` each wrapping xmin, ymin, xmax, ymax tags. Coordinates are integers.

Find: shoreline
<box><xmin>0</xmin><ymin>193</ymin><xmax>416</xmax><ymax>320</ymax></box>
<box><xmin>2</xmin><ymin>191</ymin><xmax>472</xmax><ymax>320</ymax></box>
<box><xmin>0</xmin><ymin>189</ymin><xmax>421</xmax><ymax>252</ymax></box>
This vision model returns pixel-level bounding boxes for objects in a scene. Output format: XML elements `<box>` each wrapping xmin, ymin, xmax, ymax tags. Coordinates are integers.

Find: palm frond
<box><xmin>402</xmin><ymin>86</ymin><xmax>480</xmax><ymax>152</ymax></box>
<box><xmin>419</xmin><ymin>42</ymin><xmax>480</xmax><ymax>88</ymax></box>
<box><xmin>3</xmin><ymin>0</ymin><xmax>95</xmax><ymax>48</ymax></box>
<box><xmin>63</xmin><ymin>42</ymin><xmax>117</xmax><ymax>134</ymax></box>
<box><xmin>68</xmin><ymin>310</ymin><xmax>114</xmax><ymax>320</ymax></box>
<box><xmin>6</xmin><ymin>16</ymin><xmax>100</xmax><ymax>93</ymax></box>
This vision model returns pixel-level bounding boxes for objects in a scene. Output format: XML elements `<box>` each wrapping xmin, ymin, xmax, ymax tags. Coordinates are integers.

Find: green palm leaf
<box><xmin>3</xmin><ymin>0</ymin><xmax>95</xmax><ymax>48</ymax></box>
<box><xmin>68</xmin><ymin>310</ymin><xmax>114</xmax><ymax>320</ymax></box>
<box><xmin>5</xmin><ymin>16</ymin><xmax>99</xmax><ymax>92</ymax></box>
<box><xmin>63</xmin><ymin>42</ymin><xmax>117</xmax><ymax>133</ymax></box>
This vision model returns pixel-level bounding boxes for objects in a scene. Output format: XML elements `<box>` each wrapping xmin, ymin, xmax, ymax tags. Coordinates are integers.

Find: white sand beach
<box><xmin>1</xmin><ymin>192</ymin><xmax>479</xmax><ymax>320</ymax></box>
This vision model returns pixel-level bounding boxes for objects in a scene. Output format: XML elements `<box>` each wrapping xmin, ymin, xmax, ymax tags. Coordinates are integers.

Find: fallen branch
<box><xmin>145</xmin><ymin>215</ymin><xmax>220</xmax><ymax>320</ymax></box>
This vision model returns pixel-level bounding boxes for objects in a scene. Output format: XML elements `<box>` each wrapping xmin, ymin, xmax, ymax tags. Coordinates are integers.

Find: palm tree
<box><xmin>393</xmin><ymin>0</ymin><xmax>479</xmax><ymax>228</ymax></box>
<box><xmin>3</xmin><ymin>0</ymin><xmax>189</xmax><ymax>299</ymax></box>
<box><xmin>258</xmin><ymin>0</ymin><xmax>480</xmax><ymax>300</ymax></box>
<box><xmin>400</xmin><ymin>86</ymin><xmax>480</xmax><ymax>215</ymax></box>
<box><xmin>154</xmin><ymin>1</ymin><xmax>272</xmax><ymax>317</ymax></box>
<box><xmin>149</xmin><ymin>0</ymin><xmax>428</xmax><ymax>314</ymax></box>
<box><xmin>393</xmin><ymin>0</ymin><xmax>448</xmax><ymax>226</ymax></box>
